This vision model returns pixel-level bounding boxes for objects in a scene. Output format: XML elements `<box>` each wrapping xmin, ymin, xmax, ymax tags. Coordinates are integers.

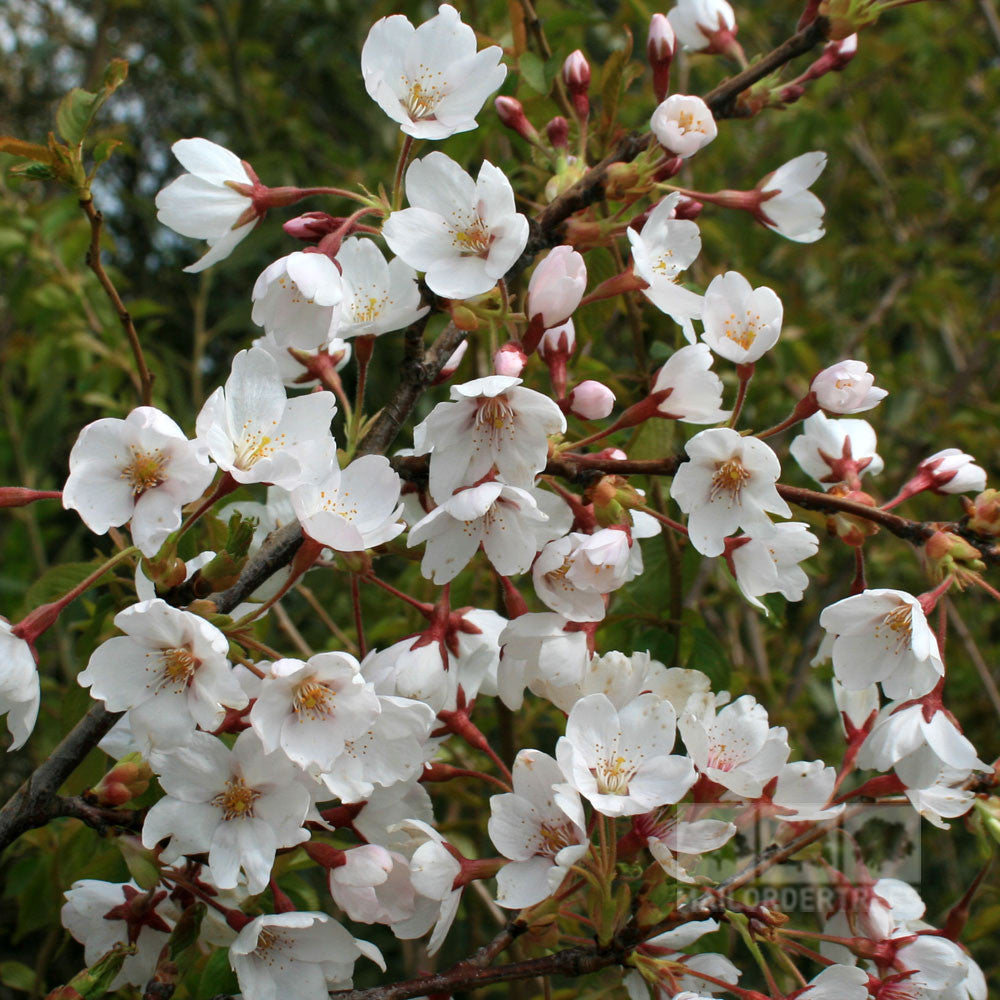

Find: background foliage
<box><xmin>1</xmin><ymin>0</ymin><xmax>999</xmax><ymax>995</ymax></box>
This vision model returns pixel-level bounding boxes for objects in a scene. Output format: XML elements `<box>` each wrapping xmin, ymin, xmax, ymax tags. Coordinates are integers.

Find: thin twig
<box><xmin>80</xmin><ymin>197</ymin><xmax>155</xmax><ymax>405</ymax></box>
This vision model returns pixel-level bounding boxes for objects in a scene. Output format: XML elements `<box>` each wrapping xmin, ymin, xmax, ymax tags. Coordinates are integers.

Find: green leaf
<box><xmin>519</xmin><ymin>51</ymin><xmax>548</xmax><ymax>95</ymax></box>
<box><xmin>91</xmin><ymin>138</ymin><xmax>122</xmax><ymax>169</ymax></box>
<box><xmin>19</xmin><ymin>560</ymin><xmax>118</xmax><ymax>618</ymax></box>
<box><xmin>57</xmin><ymin>88</ymin><xmax>101</xmax><ymax>145</ymax></box>
<box><xmin>0</xmin><ymin>961</ymin><xmax>41</xmax><ymax>993</ymax></box>
<box><xmin>685</xmin><ymin>626</ymin><xmax>731</xmax><ymax>691</ymax></box>
<box><xmin>197</xmin><ymin>947</ymin><xmax>238</xmax><ymax>997</ymax></box>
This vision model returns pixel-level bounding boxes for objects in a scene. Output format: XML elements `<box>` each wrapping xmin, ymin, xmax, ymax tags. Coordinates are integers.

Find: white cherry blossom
<box><xmin>648</xmin><ymin>343</ymin><xmax>729</xmax><ymax>424</ymax></box>
<box><xmin>61</xmin><ymin>880</ymin><xmax>177</xmax><ymax>990</ymax></box>
<box><xmin>382</xmin><ymin>153</ymin><xmax>529</xmax><ymax>300</ymax></box>
<box><xmin>730</xmin><ymin>521</ymin><xmax>819</xmax><ymax>612</ymax></box>
<box><xmin>249</xmin><ymin>652</ymin><xmax>380</xmax><ymax>771</ymax></box>
<box><xmin>819</xmin><ymin>589</ymin><xmax>944</xmax><ymax>700</ymax></box>
<box><xmin>251</xmin><ymin>251</ymin><xmax>343</xmax><ymax>351</ymax></box>
<box><xmin>916</xmin><ymin>448</ymin><xmax>987</xmax><ymax>495</ymax></box>
<box><xmin>291</xmin><ymin>455</ymin><xmax>405</xmax><ymax>551</ymax></box>
<box><xmin>811</xmin><ymin>360</ymin><xmax>887</xmax><ymax>413</ymax></box>
<box><xmin>229</xmin><ymin>911</ymin><xmax>384</xmax><ymax>1000</ymax></box>
<box><xmin>413</xmin><ymin>375</ymin><xmax>566</xmax><ymax>503</ymax></box>
<box><xmin>790</xmin><ymin>412</ymin><xmax>883</xmax><ymax>488</ymax></box>
<box><xmin>701</xmin><ymin>271</ymin><xmax>782</xmax><ymax>364</ymax></box>
<box><xmin>679</xmin><ymin>694</ymin><xmax>790</xmax><ymax>798</ymax></box>
<box><xmin>758</xmin><ymin>152</ymin><xmax>827</xmax><ymax>243</ymax></box>
<box><xmin>0</xmin><ymin>621</ymin><xmax>40</xmax><ymax>750</ymax></box>
<box><xmin>336</xmin><ymin>237</ymin><xmax>428</xmax><ymax>339</ymax></box>
<box><xmin>155</xmin><ymin>138</ymin><xmax>258</xmax><ymax>272</ymax></box>
<box><xmin>328</xmin><ymin>845</ymin><xmax>416</xmax><ymax>924</ymax></box>
<box><xmin>408</xmin><ymin>482</ymin><xmax>549</xmax><ymax>583</ymax></box>
<box><xmin>627</xmin><ymin>193</ymin><xmax>704</xmax><ymax>335</ymax></box>
<box><xmin>63</xmin><ymin>406</ymin><xmax>215</xmax><ymax>558</ymax></box>
<box><xmin>556</xmin><ymin>693</ymin><xmax>696</xmax><ymax>817</ymax></box>
<box><xmin>650</xmin><ymin>95</ymin><xmax>717</xmax><ymax>158</ymax></box>
<box><xmin>671</xmin><ymin>428</ymin><xmax>790</xmax><ymax>557</ymax></box>
<box><xmin>668</xmin><ymin>0</ymin><xmax>736</xmax><ymax>51</ymax></box>
<box><xmin>79</xmin><ymin>599</ymin><xmax>246</xmax><ymax>750</ymax></box>
<box><xmin>361</xmin><ymin>4</ymin><xmax>506</xmax><ymax>139</ymax></box>
<box><xmin>142</xmin><ymin>730</ymin><xmax>311</xmax><ymax>893</ymax></box>
<box><xmin>497</xmin><ymin>613</ymin><xmax>591</xmax><ymax>710</ymax></box>
<box><xmin>196</xmin><ymin>347</ymin><xmax>337</xmax><ymax>489</ymax></box>
<box><xmin>772</xmin><ymin>760</ymin><xmax>843</xmax><ymax>821</ymax></box>
<box><xmin>488</xmin><ymin>749</ymin><xmax>589</xmax><ymax>908</ymax></box>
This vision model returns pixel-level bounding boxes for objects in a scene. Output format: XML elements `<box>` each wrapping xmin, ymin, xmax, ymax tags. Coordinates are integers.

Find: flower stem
<box><xmin>392</xmin><ymin>135</ymin><xmax>415</xmax><ymax>211</ymax></box>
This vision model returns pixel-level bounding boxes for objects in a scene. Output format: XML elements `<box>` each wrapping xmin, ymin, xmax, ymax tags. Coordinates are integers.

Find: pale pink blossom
<box><xmin>412</xmin><ymin>375</ymin><xmax>565</xmax><ymax>502</ymax></box>
<box><xmin>758</xmin><ymin>152</ymin><xmax>827</xmax><ymax>243</ymax></box>
<box><xmin>407</xmin><ymin>481</ymin><xmax>549</xmax><ymax>583</ymax></box>
<box><xmin>627</xmin><ymin>193</ymin><xmax>704</xmax><ymax>336</ymax></box>
<box><xmin>196</xmin><ymin>347</ymin><xmax>337</xmax><ymax>489</ymax></box>
<box><xmin>671</xmin><ymin>428</ymin><xmax>790</xmax><ymax>557</ymax></box>
<box><xmin>556</xmin><ymin>693</ymin><xmax>696</xmax><ymax>817</ymax></box>
<box><xmin>811</xmin><ymin>360</ymin><xmax>887</xmax><ymax>413</ymax></box>
<box><xmin>648</xmin><ymin>343</ymin><xmax>728</xmax><ymax>424</ymax></box>
<box><xmin>142</xmin><ymin>730</ymin><xmax>311</xmax><ymax>893</ymax></box>
<box><xmin>382</xmin><ymin>153</ymin><xmax>528</xmax><ymax>299</ymax></box>
<box><xmin>155</xmin><ymin>138</ymin><xmax>259</xmax><ymax>272</ymax></box>
<box><xmin>63</xmin><ymin>406</ymin><xmax>215</xmax><ymax>558</ymax></box>
<box><xmin>291</xmin><ymin>455</ymin><xmax>405</xmax><ymax>551</ymax></box>
<box><xmin>667</xmin><ymin>0</ymin><xmax>736</xmax><ymax>52</ymax></box>
<box><xmin>701</xmin><ymin>271</ymin><xmax>782</xmax><ymax>364</ymax></box>
<box><xmin>650</xmin><ymin>95</ymin><xmax>717</xmax><ymax>158</ymax></box>
<box><xmin>361</xmin><ymin>4</ymin><xmax>506</xmax><ymax>140</ymax></box>
<box><xmin>819</xmin><ymin>589</ymin><xmax>944</xmax><ymax>700</ymax></box>
<box><xmin>251</xmin><ymin>251</ymin><xmax>343</xmax><ymax>351</ymax></box>
<box><xmin>730</xmin><ymin>521</ymin><xmax>819</xmax><ymax>612</ymax></box>
<box><xmin>790</xmin><ymin>412</ymin><xmax>883</xmax><ymax>489</ymax></box>
<box><xmin>527</xmin><ymin>246</ymin><xmax>587</xmax><ymax>327</ymax></box>
<box><xmin>229</xmin><ymin>911</ymin><xmax>383</xmax><ymax>1000</ymax></box>
<box><xmin>79</xmin><ymin>598</ymin><xmax>247</xmax><ymax>750</ymax></box>
<box><xmin>0</xmin><ymin>621</ymin><xmax>39</xmax><ymax>751</ymax></box>
<box><xmin>488</xmin><ymin>749</ymin><xmax>589</xmax><ymax>908</ymax></box>
<box><xmin>336</xmin><ymin>237</ymin><xmax>429</xmax><ymax>339</ymax></box>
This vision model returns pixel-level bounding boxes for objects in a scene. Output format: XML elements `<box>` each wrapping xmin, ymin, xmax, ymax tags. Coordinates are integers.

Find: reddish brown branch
<box><xmin>80</xmin><ymin>197</ymin><xmax>155</xmax><ymax>406</ymax></box>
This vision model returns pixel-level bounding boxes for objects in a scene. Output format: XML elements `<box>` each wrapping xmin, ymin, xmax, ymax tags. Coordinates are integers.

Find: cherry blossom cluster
<box><xmin>0</xmin><ymin>1</ymin><xmax>994</xmax><ymax>998</ymax></box>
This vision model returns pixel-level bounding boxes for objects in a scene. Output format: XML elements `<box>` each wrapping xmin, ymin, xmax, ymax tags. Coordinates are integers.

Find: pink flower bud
<box><xmin>546</xmin><ymin>116</ymin><xmax>570</xmax><ymax>149</ymax></box>
<box><xmin>90</xmin><ymin>757</ymin><xmax>153</xmax><ymax>807</ymax></box>
<box><xmin>917</xmin><ymin>449</ymin><xmax>987</xmax><ymax>495</ymax></box>
<box><xmin>673</xmin><ymin>196</ymin><xmax>703</xmax><ymax>220</ymax></box>
<box><xmin>563</xmin><ymin>51</ymin><xmax>591</xmax><ymax>119</ymax></box>
<box><xmin>493</xmin><ymin>342</ymin><xmax>527</xmax><ymax>377</ymax></box>
<box><xmin>433</xmin><ymin>339</ymin><xmax>469</xmax><ymax>385</ymax></box>
<box><xmin>527</xmin><ymin>246</ymin><xmax>587</xmax><ymax>328</ymax></box>
<box><xmin>811</xmin><ymin>360</ymin><xmax>886</xmax><ymax>414</ymax></box>
<box><xmin>567</xmin><ymin>381</ymin><xmax>615</xmax><ymax>420</ymax></box>
<box><xmin>647</xmin><ymin>14</ymin><xmax>676</xmax><ymax>102</ymax></box>
<box><xmin>495</xmin><ymin>96</ymin><xmax>539</xmax><ymax>143</ymax></box>
<box><xmin>538</xmin><ymin>319</ymin><xmax>576</xmax><ymax>361</ymax></box>
<box><xmin>282</xmin><ymin>211</ymin><xmax>340</xmax><ymax>242</ymax></box>
<box><xmin>596</xmin><ymin>447</ymin><xmax>628</xmax><ymax>461</ymax></box>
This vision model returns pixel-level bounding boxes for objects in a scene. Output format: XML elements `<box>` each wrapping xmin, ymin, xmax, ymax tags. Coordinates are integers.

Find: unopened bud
<box><xmin>495</xmin><ymin>96</ymin><xmax>539</xmax><ymax>143</ymax></box>
<box><xmin>546</xmin><ymin>116</ymin><xmax>570</xmax><ymax>149</ymax></box>
<box><xmin>527</xmin><ymin>245</ymin><xmax>587</xmax><ymax>328</ymax></box>
<box><xmin>966</xmin><ymin>489</ymin><xmax>1000</xmax><ymax>537</ymax></box>
<box><xmin>604</xmin><ymin>161</ymin><xmax>643</xmax><ymax>200</ymax></box>
<box><xmin>493</xmin><ymin>342</ymin><xmax>527</xmax><ymax>377</ymax></box>
<box><xmin>433</xmin><ymin>339</ymin><xmax>468</xmax><ymax>385</ymax></box>
<box><xmin>673</xmin><ymin>196</ymin><xmax>703</xmax><ymax>220</ymax></box>
<box><xmin>89</xmin><ymin>755</ymin><xmax>153</xmax><ymax>807</ymax></box>
<box><xmin>544</xmin><ymin>156</ymin><xmax>586</xmax><ymax>203</ymax></box>
<box><xmin>450</xmin><ymin>304</ymin><xmax>479</xmax><ymax>332</ymax></box>
<box><xmin>827</xmin><ymin>485</ymin><xmax>879</xmax><ymax>547</ymax></box>
<box><xmin>648</xmin><ymin>14</ymin><xmax>676</xmax><ymax>102</ymax></box>
<box><xmin>282</xmin><ymin>211</ymin><xmax>340</xmax><ymax>242</ymax></box>
<box><xmin>563</xmin><ymin>50</ymin><xmax>591</xmax><ymax>119</ymax></box>
<box><xmin>566</xmin><ymin>380</ymin><xmax>615</xmax><ymax>420</ymax></box>
<box><xmin>925</xmin><ymin>530</ymin><xmax>985</xmax><ymax>587</ymax></box>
